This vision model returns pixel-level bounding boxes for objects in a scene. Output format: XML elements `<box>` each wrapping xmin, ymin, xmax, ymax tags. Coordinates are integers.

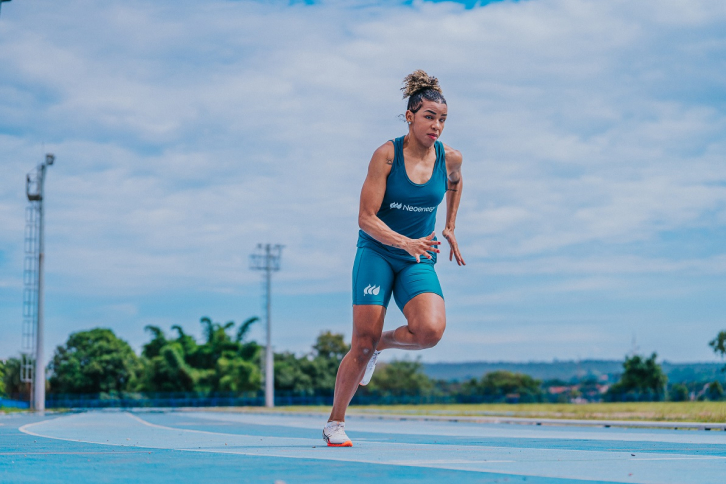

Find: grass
<box><xmin>207</xmin><ymin>402</ymin><xmax>726</xmax><ymax>423</ymax></box>
<box><xmin>348</xmin><ymin>402</ymin><xmax>726</xmax><ymax>423</ymax></box>
<box><xmin>0</xmin><ymin>407</ymin><xmax>26</xmax><ymax>414</ymax></box>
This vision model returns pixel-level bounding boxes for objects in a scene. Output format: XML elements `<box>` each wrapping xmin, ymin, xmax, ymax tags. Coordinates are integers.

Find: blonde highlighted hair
<box><xmin>401</xmin><ymin>69</ymin><xmax>446</xmax><ymax>113</ymax></box>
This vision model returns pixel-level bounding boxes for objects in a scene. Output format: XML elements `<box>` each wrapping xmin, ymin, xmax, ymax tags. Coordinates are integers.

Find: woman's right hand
<box><xmin>403</xmin><ymin>232</ymin><xmax>441</xmax><ymax>263</ymax></box>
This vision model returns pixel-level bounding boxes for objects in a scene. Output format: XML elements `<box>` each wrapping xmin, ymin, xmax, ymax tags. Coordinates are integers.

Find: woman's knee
<box><xmin>351</xmin><ymin>304</ymin><xmax>385</xmax><ymax>357</ymax></box>
<box><xmin>351</xmin><ymin>333</ymin><xmax>380</xmax><ymax>357</ymax></box>
<box><xmin>413</xmin><ymin>320</ymin><xmax>445</xmax><ymax>348</ymax></box>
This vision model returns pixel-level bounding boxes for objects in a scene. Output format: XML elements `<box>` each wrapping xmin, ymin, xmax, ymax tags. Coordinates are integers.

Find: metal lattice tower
<box><xmin>21</xmin><ymin>153</ymin><xmax>54</xmax><ymax>411</ymax></box>
<box><xmin>250</xmin><ymin>244</ymin><xmax>283</xmax><ymax>408</ymax></box>
<box><xmin>21</xmin><ymin>204</ymin><xmax>40</xmax><ymax>384</ymax></box>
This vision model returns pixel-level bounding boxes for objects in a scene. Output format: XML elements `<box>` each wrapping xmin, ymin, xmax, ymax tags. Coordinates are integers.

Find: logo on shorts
<box><xmin>363</xmin><ymin>284</ymin><xmax>380</xmax><ymax>296</ymax></box>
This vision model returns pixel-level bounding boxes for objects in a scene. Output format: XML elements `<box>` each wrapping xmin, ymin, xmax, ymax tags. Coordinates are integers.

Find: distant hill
<box><xmin>422</xmin><ymin>360</ymin><xmax>725</xmax><ymax>384</ymax></box>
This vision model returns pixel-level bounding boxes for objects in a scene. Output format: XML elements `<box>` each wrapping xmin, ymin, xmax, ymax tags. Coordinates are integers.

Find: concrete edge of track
<box><xmin>172</xmin><ymin>408</ymin><xmax>726</xmax><ymax>431</ymax></box>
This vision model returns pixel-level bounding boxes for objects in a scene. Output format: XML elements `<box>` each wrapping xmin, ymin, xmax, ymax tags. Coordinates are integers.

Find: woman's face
<box><xmin>406</xmin><ymin>99</ymin><xmax>447</xmax><ymax>147</ymax></box>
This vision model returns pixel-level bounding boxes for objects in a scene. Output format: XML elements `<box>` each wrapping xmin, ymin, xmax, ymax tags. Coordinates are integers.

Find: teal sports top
<box><xmin>357</xmin><ymin>135</ymin><xmax>448</xmax><ymax>263</ymax></box>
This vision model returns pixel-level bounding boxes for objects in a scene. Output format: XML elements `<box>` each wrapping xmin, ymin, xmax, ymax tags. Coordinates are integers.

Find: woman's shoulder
<box><xmin>372</xmin><ymin>140</ymin><xmax>396</xmax><ymax>161</ymax></box>
<box><xmin>441</xmin><ymin>142</ymin><xmax>463</xmax><ymax>165</ymax></box>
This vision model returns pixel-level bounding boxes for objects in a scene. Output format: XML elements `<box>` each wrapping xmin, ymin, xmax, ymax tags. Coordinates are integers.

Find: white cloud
<box><xmin>1</xmin><ymin>0</ymin><xmax>725</xmax><ymax>361</ymax></box>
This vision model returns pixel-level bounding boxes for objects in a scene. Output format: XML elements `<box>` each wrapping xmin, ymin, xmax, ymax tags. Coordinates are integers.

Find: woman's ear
<box><xmin>405</xmin><ymin>110</ymin><xmax>414</xmax><ymax>125</ymax></box>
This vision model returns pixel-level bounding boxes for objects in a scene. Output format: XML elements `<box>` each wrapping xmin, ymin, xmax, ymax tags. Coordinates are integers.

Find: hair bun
<box><xmin>401</xmin><ymin>70</ymin><xmax>442</xmax><ymax>99</ymax></box>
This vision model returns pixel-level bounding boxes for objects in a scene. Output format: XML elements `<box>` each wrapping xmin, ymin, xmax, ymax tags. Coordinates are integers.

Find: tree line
<box><xmin>2</xmin><ymin>321</ymin><xmax>726</xmax><ymax>403</ymax></box>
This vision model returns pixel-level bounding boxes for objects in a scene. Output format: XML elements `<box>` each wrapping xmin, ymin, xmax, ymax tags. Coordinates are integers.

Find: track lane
<box><xmin>18</xmin><ymin>411</ymin><xmax>726</xmax><ymax>484</ymax></box>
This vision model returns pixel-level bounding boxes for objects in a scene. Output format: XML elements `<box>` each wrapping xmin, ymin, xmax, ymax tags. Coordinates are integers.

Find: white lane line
<box><xmin>631</xmin><ymin>456</ymin><xmax>726</xmax><ymax>461</ymax></box>
<box><xmin>127</xmin><ymin>412</ymin><xmax>179</xmax><ymax>430</ymax></box>
<box><xmin>0</xmin><ymin>451</ymin><xmax>153</xmax><ymax>456</ymax></box>
<box><xmin>20</xmin><ymin>416</ymin><xmax>83</xmax><ymax>442</ymax></box>
<box><xmin>129</xmin><ymin>412</ymin><xmax>513</xmax><ymax>452</ymax></box>
<box><xmin>20</xmin><ymin>413</ymin><xmax>321</xmax><ymax>450</ymax></box>
<box><xmin>388</xmin><ymin>459</ymin><xmax>516</xmax><ymax>464</ymax></box>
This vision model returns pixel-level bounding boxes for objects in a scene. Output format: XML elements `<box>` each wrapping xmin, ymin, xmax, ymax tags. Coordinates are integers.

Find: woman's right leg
<box><xmin>328</xmin><ymin>304</ymin><xmax>386</xmax><ymax>422</ymax></box>
<box><xmin>329</xmin><ymin>247</ymin><xmax>394</xmax><ymax>422</ymax></box>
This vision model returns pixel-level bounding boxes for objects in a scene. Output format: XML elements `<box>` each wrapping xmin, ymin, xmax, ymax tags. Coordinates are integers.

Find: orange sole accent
<box><xmin>327</xmin><ymin>441</ymin><xmax>353</xmax><ymax>447</ymax></box>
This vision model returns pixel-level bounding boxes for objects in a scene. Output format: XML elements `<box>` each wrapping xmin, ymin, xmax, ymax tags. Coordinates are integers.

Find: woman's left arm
<box><xmin>442</xmin><ymin>146</ymin><xmax>465</xmax><ymax>266</ymax></box>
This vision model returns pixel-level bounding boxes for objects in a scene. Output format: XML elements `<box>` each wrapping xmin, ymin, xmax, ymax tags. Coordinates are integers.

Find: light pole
<box><xmin>249</xmin><ymin>244</ymin><xmax>283</xmax><ymax>408</ymax></box>
<box><xmin>23</xmin><ymin>153</ymin><xmax>54</xmax><ymax>411</ymax></box>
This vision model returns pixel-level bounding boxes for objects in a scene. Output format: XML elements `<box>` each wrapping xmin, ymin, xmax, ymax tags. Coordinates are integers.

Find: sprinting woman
<box><xmin>323</xmin><ymin>70</ymin><xmax>465</xmax><ymax>447</ymax></box>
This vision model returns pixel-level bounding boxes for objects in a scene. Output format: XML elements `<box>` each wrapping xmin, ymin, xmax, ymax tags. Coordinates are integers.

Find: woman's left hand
<box><xmin>442</xmin><ymin>227</ymin><xmax>465</xmax><ymax>266</ymax></box>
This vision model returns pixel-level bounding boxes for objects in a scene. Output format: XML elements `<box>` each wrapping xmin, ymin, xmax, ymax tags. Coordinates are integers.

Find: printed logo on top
<box><xmin>389</xmin><ymin>201</ymin><xmax>435</xmax><ymax>213</ymax></box>
<box><xmin>363</xmin><ymin>284</ymin><xmax>380</xmax><ymax>296</ymax></box>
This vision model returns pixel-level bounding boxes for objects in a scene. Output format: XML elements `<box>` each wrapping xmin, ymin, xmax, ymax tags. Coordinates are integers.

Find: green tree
<box><xmin>142</xmin><ymin>326</ymin><xmax>168</xmax><ymax>359</ymax></box>
<box><xmin>216</xmin><ymin>356</ymin><xmax>261</xmax><ymax>392</ymax></box>
<box><xmin>462</xmin><ymin>370</ymin><xmax>542</xmax><ymax>403</ymax></box>
<box><xmin>274</xmin><ymin>351</ymin><xmax>315</xmax><ymax>394</ymax></box>
<box><xmin>171</xmin><ymin>325</ymin><xmax>199</xmax><ymax>358</ymax></box>
<box><xmin>366</xmin><ymin>358</ymin><xmax>433</xmax><ymax>395</ymax></box>
<box><xmin>187</xmin><ymin>317</ymin><xmax>243</xmax><ymax>370</ymax></box>
<box><xmin>706</xmin><ymin>381</ymin><xmax>724</xmax><ymax>401</ymax></box>
<box><xmin>709</xmin><ymin>331</ymin><xmax>726</xmax><ymax>371</ymax></box>
<box><xmin>195</xmin><ymin>316</ymin><xmax>261</xmax><ymax>392</ymax></box>
<box><xmin>668</xmin><ymin>383</ymin><xmax>690</xmax><ymax>402</ymax></box>
<box><xmin>139</xmin><ymin>334</ymin><xmax>203</xmax><ymax>393</ymax></box>
<box><xmin>236</xmin><ymin>317</ymin><xmax>260</xmax><ymax>343</ymax></box>
<box><xmin>1</xmin><ymin>357</ymin><xmax>30</xmax><ymax>397</ymax></box>
<box><xmin>607</xmin><ymin>353</ymin><xmax>667</xmax><ymax>401</ymax></box>
<box><xmin>0</xmin><ymin>360</ymin><xmax>5</xmax><ymax>396</ymax></box>
<box><xmin>309</xmin><ymin>331</ymin><xmax>349</xmax><ymax>393</ymax></box>
<box><xmin>312</xmin><ymin>331</ymin><xmax>349</xmax><ymax>361</ymax></box>
<box><xmin>48</xmin><ymin>329</ymin><xmax>140</xmax><ymax>394</ymax></box>
<box><xmin>272</xmin><ymin>331</ymin><xmax>350</xmax><ymax>395</ymax></box>
<box><xmin>234</xmin><ymin>317</ymin><xmax>262</xmax><ymax>367</ymax></box>
<box><xmin>139</xmin><ymin>317</ymin><xmax>261</xmax><ymax>393</ymax></box>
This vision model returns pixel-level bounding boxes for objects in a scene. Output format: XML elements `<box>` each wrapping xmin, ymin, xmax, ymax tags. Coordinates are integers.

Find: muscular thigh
<box><xmin>402</xmin><ymin>292</ymin><xmax>446</xmax><ymax>336</ymax></box>
<box><xmin>352</xmin><ymin>305</ymin><xmax>386</xmax><ymax>345</ymax></box>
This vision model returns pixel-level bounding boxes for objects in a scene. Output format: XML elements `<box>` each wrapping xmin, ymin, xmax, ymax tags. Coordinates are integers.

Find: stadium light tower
<box><xmin>249</xmin><ymin>244</ymin><xmax>283</xmax><ymax>408</ymax></box>
<box><xmin>22</xmin><ymin>153</ymin><xmax>54</xmax><ymax>412</ymax></box>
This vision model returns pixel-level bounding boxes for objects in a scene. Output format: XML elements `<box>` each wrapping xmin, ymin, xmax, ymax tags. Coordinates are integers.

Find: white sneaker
<box><xmin>359</xmin><ymin>350</ymin><xmax>381</xmax><ymax>386</ymax></box>
<box><xmin>323</xmin><ymin>421</ymin><xmax>352</xmax><ymax>447</ymax></box>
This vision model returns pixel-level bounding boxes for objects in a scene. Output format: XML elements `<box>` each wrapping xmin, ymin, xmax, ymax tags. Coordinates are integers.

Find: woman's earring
<box><xmin>407</xmin><ymin>121</ymin><xmax>411</xmax><ymax>125</ymax></box>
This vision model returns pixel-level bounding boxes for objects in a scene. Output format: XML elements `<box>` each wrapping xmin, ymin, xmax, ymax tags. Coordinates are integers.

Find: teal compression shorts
<box><xmin>352</xmin><ymin>247</ymin><xmax>444</xmax><ymax>312</ymax></box>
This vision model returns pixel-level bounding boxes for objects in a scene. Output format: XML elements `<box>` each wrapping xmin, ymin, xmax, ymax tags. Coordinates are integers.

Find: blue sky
<box><xmin>1</xmin><ymin>0</ymin><xmax>725</xmax><ymax>364</ymax></box>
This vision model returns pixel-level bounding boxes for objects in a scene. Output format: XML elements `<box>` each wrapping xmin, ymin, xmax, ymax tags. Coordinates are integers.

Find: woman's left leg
<box><xmin>377</xmin><ymin>260</ymin><xmax>446</xmax><ymax>351</ymax></box>
<box><xmin>377</xmin><ymin>292</ymin><xmax>446</xmax><ymax>350</ymax></box>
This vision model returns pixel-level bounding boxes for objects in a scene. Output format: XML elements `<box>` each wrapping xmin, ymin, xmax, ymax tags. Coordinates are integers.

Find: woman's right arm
<box><xmin>358</xmin><ymin>143</ymin><xmax>441</xmax><ymax>263</ymax></box>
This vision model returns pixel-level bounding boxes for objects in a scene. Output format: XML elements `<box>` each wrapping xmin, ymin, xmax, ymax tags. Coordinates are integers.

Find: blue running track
<box><xmin>2</xmin><ymin>410</ymin><xmax>725</xmax><ymax>483</ymax></box>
